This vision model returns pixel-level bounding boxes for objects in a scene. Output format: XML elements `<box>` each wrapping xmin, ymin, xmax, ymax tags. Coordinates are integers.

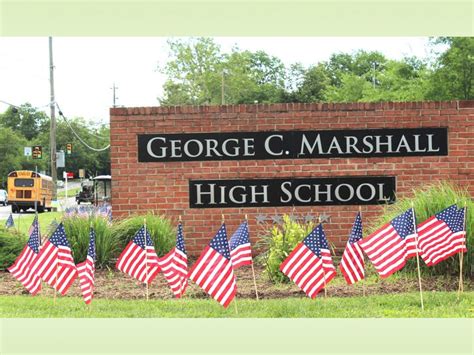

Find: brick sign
<box><xmin>189</xmin><ymin>176</ymin><xmax>396</xmax><ymax>208</ymax></box>
<box><xmin>138</xmin><ymin>128</ymin><xmax>448</xmax><ymax>162</ymax></box>
<box><xmin>110</xmin><ymin>101</ymin><xmax>474</xmax><ymax>255</ymax></box>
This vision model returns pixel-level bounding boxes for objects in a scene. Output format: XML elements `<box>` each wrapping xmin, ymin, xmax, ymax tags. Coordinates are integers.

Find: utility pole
<box><xmin>49</xmin><ymin>37</ymin><xmax>57</xmax><ymax>201</ymax></box>
<box><xmin>221</xmin><ymin>71</ymin><xmax>225</xmax><ymax>105</ymax></box>
<box><xmin>111</xmin><ymin>83</ymin><xmax>118</xmax><ymax>108</ymax></box>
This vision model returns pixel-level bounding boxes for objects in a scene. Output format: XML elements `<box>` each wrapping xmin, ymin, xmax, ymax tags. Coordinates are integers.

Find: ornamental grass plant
<box><xmin>368</xmin><ymin>181</ymin><xmax>473</xmax><ymax>276</ymax></box>
<box><xmin>111</xmin><ymin>213</ymin><xmax>175</xmax><ymax>257</ymax></box>
<box><xmin>63</xmin><ymin>215</ymin><xmax>119</xmax><ymax>268</ymax></box>
<box><xmin>0</xmin><ymin>226</ymin><xmax>27</xmax><ymax>270</ymax></box>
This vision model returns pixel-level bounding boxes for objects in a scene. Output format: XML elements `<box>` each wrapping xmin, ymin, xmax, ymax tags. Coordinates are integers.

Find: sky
<box><xmin>0</xmin><ymin>37</ymin><xmax>438</xmax><ymax>125</ymax></box>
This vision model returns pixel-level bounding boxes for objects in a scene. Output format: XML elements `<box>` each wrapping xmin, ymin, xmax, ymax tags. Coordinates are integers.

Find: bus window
<box><xmin>14</xmin><ymin>178</ymin><xmax>34</xmax><ymax>187</ymax></box>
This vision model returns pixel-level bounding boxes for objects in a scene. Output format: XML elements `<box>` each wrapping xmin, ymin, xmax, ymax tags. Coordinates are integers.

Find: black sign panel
<box><xmin>189</xmin><ymin>176</ymin><xmax>396</xmax><ymax>208</ymax></box>
<box><xmin>138</xmin><ymin>128</ymin><xmax>448</xmax><ymax>162</ymax></box>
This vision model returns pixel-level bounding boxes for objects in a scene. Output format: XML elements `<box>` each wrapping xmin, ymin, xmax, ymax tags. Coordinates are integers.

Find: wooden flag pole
<box><xmin>319</xmin><ymin>215</ymin><xmax>327</xmax><ymax>299</ymax></box>
<box><xmin>144</xmin><ymin>218</ymin><xmax>149</xmax><ymax>301</ymax></box>
<box><xmin>53</xmin><ymin>259</ymin><xmax>59</xmax><ymax>304</ymax></box>
<box><xmin>411</xmin><ymin>203</ymin><xmax>424</xmax><ymax>311</ymax></box>
<box><xmin>359</xmin><ymin>206</ymin><xmax>366</xmax><ymax>297</ymax></box>
<box><xmin>222</xmin><ymin>213</ymin><xmax>238</xmax><ymax>314</ymax></box>
<box><xmin>458</xmin><ymin>202</ymin><xmax>467</xmax><ymax>298</ymax></box>
<box><xmin>246</xmin><ymin>214</ymin><xmax>259</xmax><ymax>301</ymax></box>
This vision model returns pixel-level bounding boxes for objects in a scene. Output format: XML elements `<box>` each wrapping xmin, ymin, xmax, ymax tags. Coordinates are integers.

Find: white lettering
<box><xmin>299</xmin><ymin>134</ymin><xmax>325</xmax><ymax>156</ymax></box>
<box><xmin>146</xmin><ymin>137</ymin><xmax>167</xmax><ymax>158</ymax></box>
<box><xmin>195</xmin><ymin>184</ymin><xmax>216</xmax><ymax>205</ymax></box>
<box><xmin>183</xmin><ymin>139</ymin><xmax>204</xmax><ymax>158</ymax></box>
<box><xmin>265</xmin><ymin>135</ymin><xmax>284</xmax><ymax>156</ymax></box>
<box><xmin>334</xmin><ymin>184</ymin><xmax>354</xmax><ymax>202</ymax></box>
<box><xmin>280</xmin><ymin>181</ymin><xmax>292</xmax><ymax>203</ymax></box>
<box><xmin>250</xmin><ymin>185</ymin><xmax>269</xmax><ymax>203</ymax></box>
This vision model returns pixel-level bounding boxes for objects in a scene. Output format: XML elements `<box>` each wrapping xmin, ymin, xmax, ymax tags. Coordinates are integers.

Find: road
<box><xmin>0</xmin><ymin>183</ymin><xmax>81</xmax><ymax>221</ymax></box>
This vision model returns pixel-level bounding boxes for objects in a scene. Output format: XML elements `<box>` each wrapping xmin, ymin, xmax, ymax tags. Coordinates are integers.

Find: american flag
<box><xmin>229</xmin><ymin>221</ymin><xmax>253</xmax><ymax>269</ymax></box>
<box><xmin>280</xmin><ymin>224</ymin><xmax>336</xmax><ymax>298</ymax></box>
<box><xmin>339</xmin><ymin>212</ymin><xmax>365</xmax><ymax>285</ymax></box>
<box><xmin>359</xmin><ymin>208</ymin><xmax>416</xmax><ymax>278</ymax></box>
<box><xmin>116</xmin><ymin>226</ymin><xmax>160</xmax><ymax>284</ymax></box>
<box><xmin>8</xmin><ymin>216</ymin><xmax>42</xmax><ymax>295</ymax></box>
<box><xmin>417</xmin><ymin>205</ymin><xmax>467</xmax><ymax>266</ymax></box>
<box><xmin>5</xmin><ymin>213</ymin><xmax>14</xmax><ymax>228</ymax></box>
<box><xmin>76</xmin><ymin>227</ymin><xmax>96</xmax><ymax>304</ymax></box>
<box><xmin>157</xmin><ymin>222</ymin><xmax>188</xmax><ymax>298</ymax></box>
<box><xmin>189</xmin><ymin>224</ymin><xmax>237</xmax><ymax>308</ymax></box>
<box><xmin>30</xmin><ymin>223</ymin><xmax>77</xmax><ymax>295</ymax></box>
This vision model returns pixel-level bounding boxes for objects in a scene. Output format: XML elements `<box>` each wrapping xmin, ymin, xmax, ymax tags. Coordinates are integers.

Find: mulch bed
<box><xmin>1</xmin><ymin>265</ymin><xmax>472</xmax><ymax>300</ymax></box>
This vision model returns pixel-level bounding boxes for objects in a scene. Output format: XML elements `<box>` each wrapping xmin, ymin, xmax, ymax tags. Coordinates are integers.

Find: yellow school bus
<box><xmin>7</xmin><ymin>170</ymin><xmax>53</xmax><ymax>213</ymax></box>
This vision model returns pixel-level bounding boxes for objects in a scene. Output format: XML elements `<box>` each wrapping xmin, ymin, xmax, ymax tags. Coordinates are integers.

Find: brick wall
<box><xmin>110</xmin><ymin>100</ymin><xmax>474</xmax><ymax>255</ymax></box>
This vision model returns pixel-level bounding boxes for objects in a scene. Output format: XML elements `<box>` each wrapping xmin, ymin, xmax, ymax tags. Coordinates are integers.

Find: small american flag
<box><xmin>77</xmin><ymin>227</ymin><xmax>96</xmax><ymax>304</ymax></box>
<box><xmin>229</xmin><ymin>221</ymin><xmax>253</xmax><ymax>269</ymax></box>
<box><xmin>359</xmin><ymin>208</ymin><xmax>416</xmax><ymax>278</ymax></box>
<box><xmin>5</xmin><ymin>213</ymin><xmax>14</xmax><ymax>228</ymax></box>
<box><xmin>8</xmin><ymin>216</ymin><xmax>42</xmax><ymax>295</ymax></box>
<box><xmin>339</xmin><ymin>212</ymin><xmax>365</xmax><ymax>285</ymax></box>
<box><xmin>30</xmin><ymin>223</ymin><xmax>77</xmax><ymax>295</ymax></box>
<box><xmin>418</xmin><ymin>205</ymin><xmax>467</xmax><ymax>266</ymax></box>
<box><xmin>116</xmin><ymin>226</ymin><xmax>160</xmax><ymax>284</ymax></box>
<box><xmin>280</xmin><ymin>224</ymin><xmax>336</xmax><ymax>298</ymax></box>
<box><xmin>189</xmin><ymin>224</ymin><xmax>237</xmax><ymax>308</ymax></box>
<box><xmin>158</xmin><ymin>222</ymin><xmax>188</xmax><ymax>298</ymax></box>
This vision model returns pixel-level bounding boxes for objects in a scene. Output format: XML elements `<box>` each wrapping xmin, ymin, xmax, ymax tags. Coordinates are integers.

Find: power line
<box><xmin>56</xmin><ymin>103</ymin><xmax>110</xmax><ymax>152</ymax></box>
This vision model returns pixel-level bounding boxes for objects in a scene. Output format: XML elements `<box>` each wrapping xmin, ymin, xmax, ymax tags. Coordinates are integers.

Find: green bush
<box><xmin>0</xmin><ymin>227</ymin><xmax>27</xmax><ymax>270</ymax></box>
<box><xmin>111</xmin><ymin>213</ymin><xmax>175</xmax><ymax>257</ymax></box>
<box><xmin>368</xmin><ymin>181</ymin><xmax>473</xmax><ymax>276</ymax></box>
<box><xmin>257</xmin><ymin>215</ymin><xmax>316</xmax><ymax>283</ymax></box>
<box><xmin>63</xmin><ymin>216</ymin><xmax>120</xmax><ymax>268</ymax></box>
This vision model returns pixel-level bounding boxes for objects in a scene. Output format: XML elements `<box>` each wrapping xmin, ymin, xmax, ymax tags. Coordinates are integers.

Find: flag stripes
<box><xmin>280</xmin><ymin>224</ymin><xmax>336</xmax><ymax>298</ymax></box>
<box><xmin>229</xmin><ymin>221</ymin><xmax>253</xmax><ymax>269</ymax></box>
<box><xmin>418</xmin><ymin>206</ymin><xmax>467</xmax><ymax>266</ymax></box>
<box><xmin>189</xmin><ymin>224</ymin><xmax>237</xmax><ymax>308</ymax></box>
<box><xmin>8</xmin><ymin>216</ymin><xmax>42</xmax><ymax>295</ymax></box>
<box><xmin>339</xmin><ymin>212</ymin><xmax>365</xmax><ymax>285</ymax></box>
<box><xmin>359</xmin><ymin>223</ymin><xmax>407</xmax><ymax>278</ymax></box>
<box><xmin>29</xmin><ymin>223</ymin><xmax>77</xmax><ymax>295</ymax></box>
<box><xmin>230</xmin><ymin>243</ymin><xmax>252</xmax><ymax>269</ymax></box>
<box><xmin>77</xmin><ymin>228</ymin><xmax>96</xmax><ymax>304</ymax></box>
<box><xmin>8</xmin><ymin>245</ymin><xmax>42</xmax><ymax>295</ymax></box>
<box><xmin>340</xmin><ymin>242</ymin><xmax>365</xmax><ymax>284</ymax></box>
<box><xmin>116</xmin><ymin>226</ymin><xmax>160</xmax><ymax>284</ymax></box>
<box><xmin>77</xmin><ymin>256</ymin><xmax>95</xmax><ymax>304</ymax></box>
<box><xmin>158</xmin><ymin>248</ymin><xmax>188</xmax><ymax>297</ymax></box>
<box><xmin>189</xmin><ymin>246</ymin><xmax>237</xmax><ymax>307</ymax></box>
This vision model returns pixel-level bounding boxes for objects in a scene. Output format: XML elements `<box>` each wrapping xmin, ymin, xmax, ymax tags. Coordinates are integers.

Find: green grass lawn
<box><xmin>1</xmin><ymin>292</ymin><xmax>472</xmax><ymax>318</ymax></box>
<box><xmin>12</xmin><ymin>211</ymin><xmax>62</xmax><ymax>235</ymax></box>
<box><xmin>57</xmin><ymin>187</ymin><xmax>80</xmax><ymax>198</ymax></box>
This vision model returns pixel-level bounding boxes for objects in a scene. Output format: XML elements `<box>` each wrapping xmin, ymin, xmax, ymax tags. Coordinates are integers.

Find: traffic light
<box><xmin>66</xmin><ymin>143</ymin><xmax>72</xmax><ymax>155</ymax></box>
<box><xmin>32</xmin><ymin>145</ymin><xmax>42</xmax><ymax>159</ymax></box>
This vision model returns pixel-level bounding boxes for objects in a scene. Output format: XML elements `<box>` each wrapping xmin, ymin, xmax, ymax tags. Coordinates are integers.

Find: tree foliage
<box><xmin>159</xmin><ymin>37</ymin><xmax>473</xmax><ymax>105</ymax></box>
<box><xmin>0</xmin><ymin>104</ymin><xmax>110</xmax><ymax>185</ymax></box>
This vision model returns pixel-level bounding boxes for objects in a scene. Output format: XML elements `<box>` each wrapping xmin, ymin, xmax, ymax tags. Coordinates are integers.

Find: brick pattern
<box><xmin>110</xmin><ymin>101</ymin><xmax>474</xmax><ymax>255</ymax></box>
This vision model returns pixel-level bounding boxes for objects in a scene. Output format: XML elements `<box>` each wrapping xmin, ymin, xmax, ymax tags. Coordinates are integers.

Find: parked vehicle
<box><xmin>0</xmin><ymin>189</ymin><xmax>8</xmax><ymax>206</ymax></box>
<box><xmin>7</xmin><ymin>170</ymin><xmax>53</xmax><ymax>213</ymax></box>
<box><xmin>76</xmin><ymin>180</ymin><xmax>94</xmax><ymax>204</ymax></box>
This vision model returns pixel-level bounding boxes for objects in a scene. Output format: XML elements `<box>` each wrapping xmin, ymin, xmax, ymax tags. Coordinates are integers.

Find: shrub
<box><xmin>368</xmin><ymin>181</ymin><xmax>473</xmax><ymax>276</ymax></box>
<box><xmin>0</xmin><ymin>227</ymin><xmax>27</xmax><ymax>270</ymax></box>
<box><xmin>63</xmin><ymin>215</ymin><xmax>120</xmax><ymax>268</ymax></box>
<box><xmin>111</xmin><ymin>213</ymin><xmax>175</xmax><ymax>257</ymax></box>
<box><xmin>257</xmin><ymin>215</ymin><xmax>316</xmax><ymax>283</ymax></box>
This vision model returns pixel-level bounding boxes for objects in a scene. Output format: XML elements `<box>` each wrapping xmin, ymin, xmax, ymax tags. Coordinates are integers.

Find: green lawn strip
<box><xmin>1</xmin><ymin>292</ymin><xmax>472</xmax><ymax>318</ymax></box>
<box><xmin>57</xmin><ymin>187</ymin><xmax>80</xmax><ymax>199</ymax></box>
<box><xmin>12</xmin><ymin>212</ymin><xmax>62</xmax><ymax>235</ymax></box>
